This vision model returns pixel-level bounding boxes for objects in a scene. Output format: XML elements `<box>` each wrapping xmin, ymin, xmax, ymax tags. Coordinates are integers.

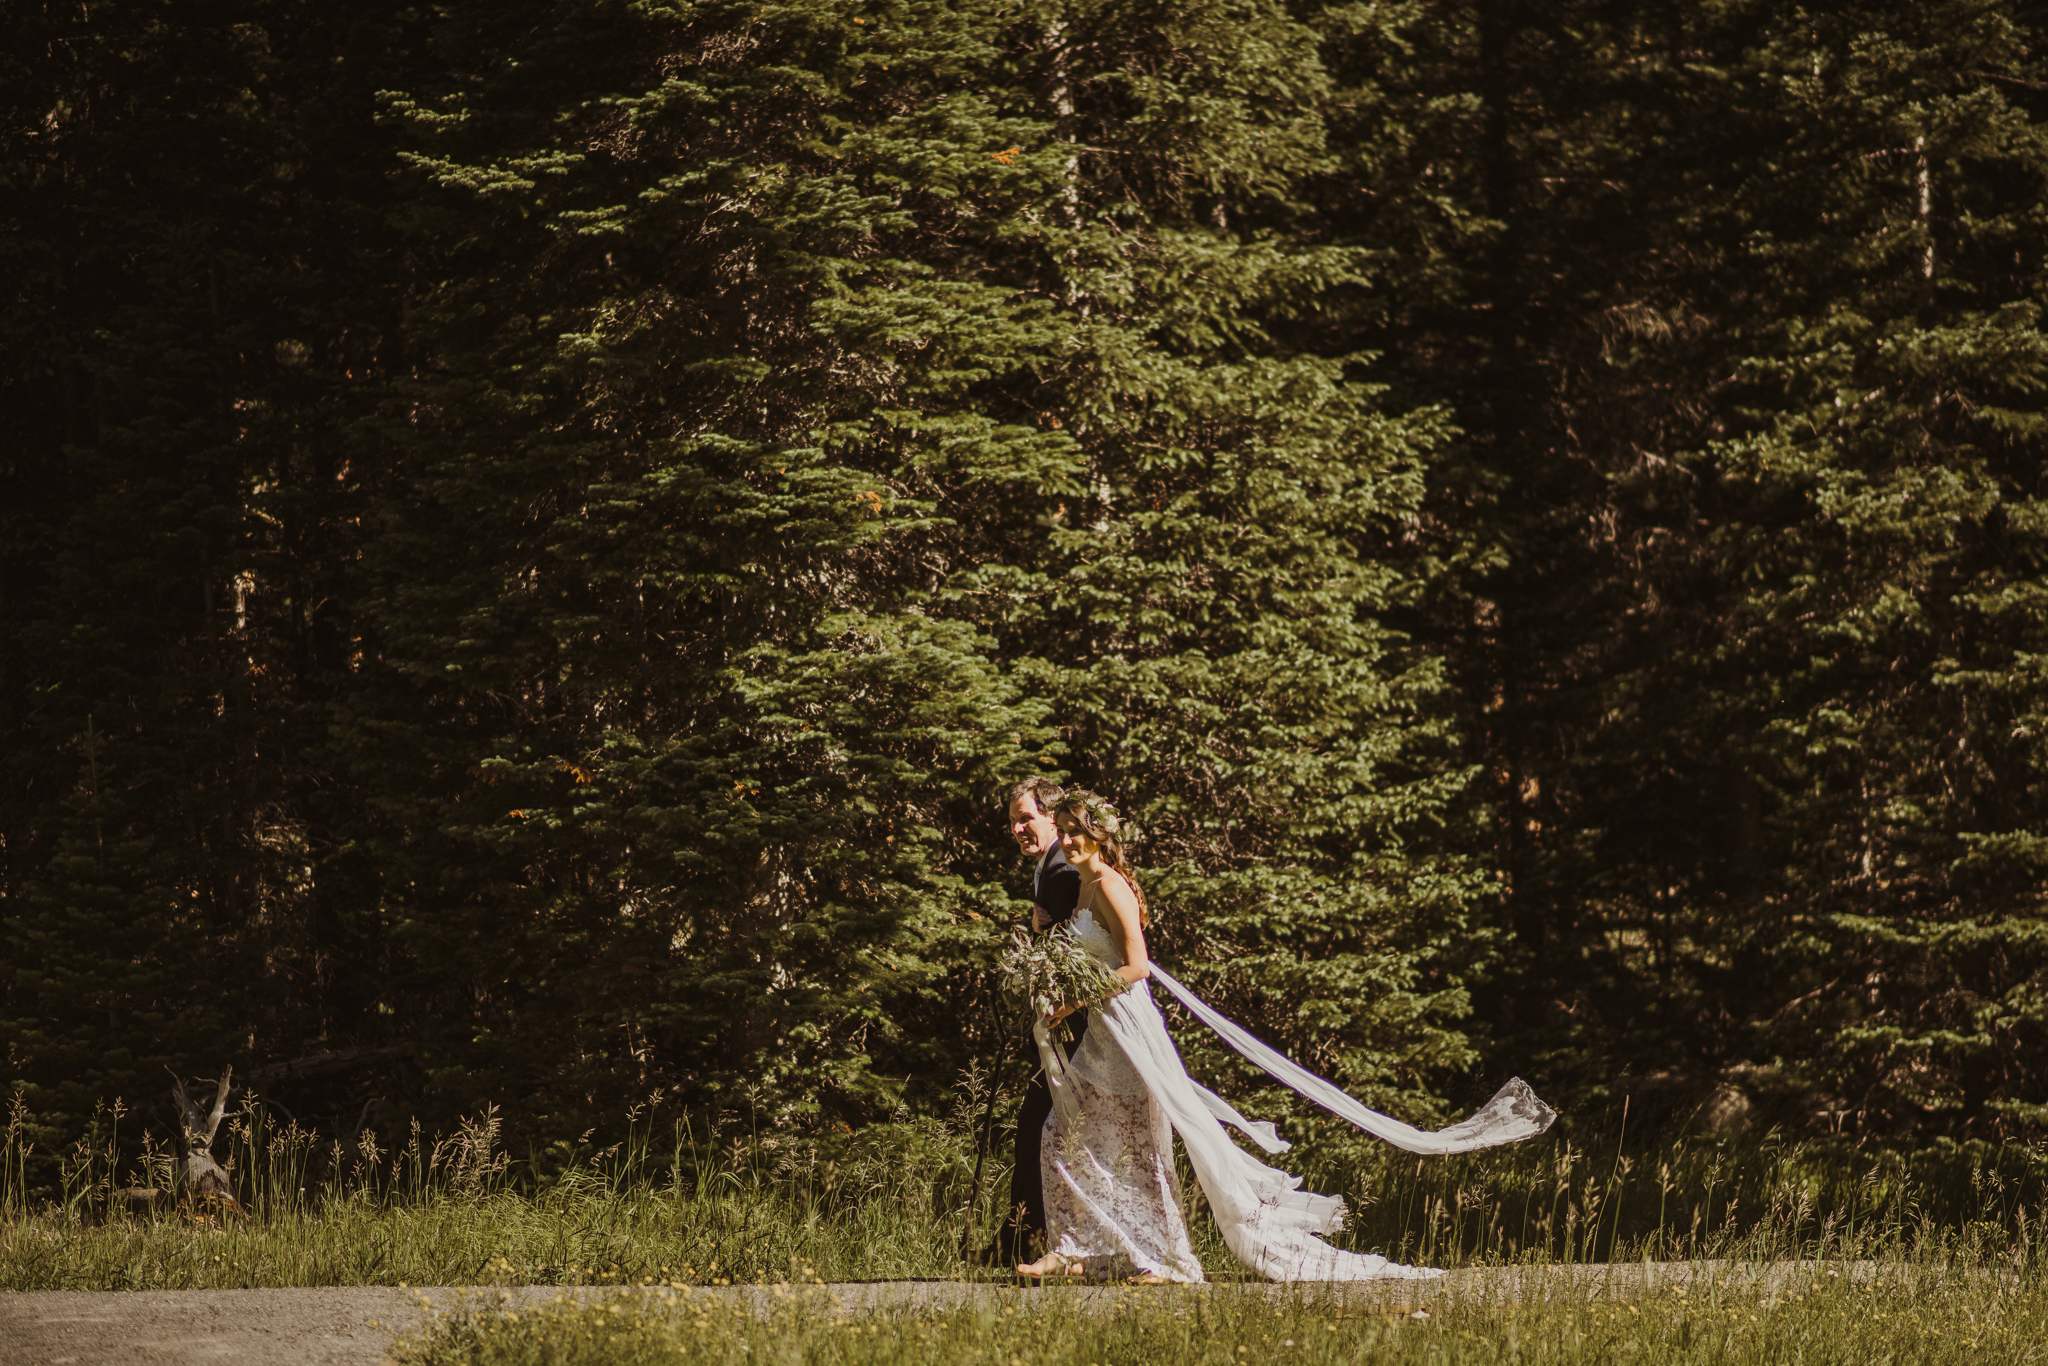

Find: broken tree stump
<box><xmin>169</xmin><ymin>1065</ymin><xmax>238</xmax><ymax>1208</ymax></box>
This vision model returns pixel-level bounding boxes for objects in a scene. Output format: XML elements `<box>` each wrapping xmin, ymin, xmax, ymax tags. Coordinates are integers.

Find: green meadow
<box><xmin>8</xmin><ymin>1095</ymin><xmax>2045</xmax><ymax>1365</ymax></box>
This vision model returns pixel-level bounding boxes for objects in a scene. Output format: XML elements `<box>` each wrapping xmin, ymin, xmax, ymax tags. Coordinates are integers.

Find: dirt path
<box><xmin>0</xmin><ymin>1262</ymin><xmax>1887</xmax><ymax>1366</ymax></box>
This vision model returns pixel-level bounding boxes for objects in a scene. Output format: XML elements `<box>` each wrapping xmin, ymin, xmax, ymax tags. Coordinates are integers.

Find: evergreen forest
<box><xmin>6</xmin><ymin>0</ymin><xmax>2048</xmax><ymax>1176</ymax></box>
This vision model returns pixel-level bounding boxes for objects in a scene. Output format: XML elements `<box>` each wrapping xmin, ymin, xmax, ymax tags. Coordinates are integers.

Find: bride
<box><xmin>1015</xmin><ymin>789</ymin><xmax>1554</xmax><ymax>1284</ymax></box>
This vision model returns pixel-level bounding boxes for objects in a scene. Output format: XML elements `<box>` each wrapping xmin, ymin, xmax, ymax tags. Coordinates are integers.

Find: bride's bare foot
<box><xmin>1126</xmin><ymin>1270</ymin><xmax>1170</xmax><ymax>1285</ymax></box>
<box><xmin>1016</xmin><ymin>1252</ymin><xmax>1083</xmax><ymax>1280</ymax></box>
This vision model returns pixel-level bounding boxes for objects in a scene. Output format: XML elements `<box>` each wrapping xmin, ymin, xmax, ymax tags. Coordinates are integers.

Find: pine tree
<box><xmin>1663</xmin><ymin>1</ymin><xmax>2048</xmax><ymax>1136</ymax></box>
<box><xmin>1316</xmin><ymin>0</ymin><xmax>2048</xmax><ymax>1137</ymax></box>
<box><xmin>343</xmin><ymin>0</ymin><xmax>1069</xmax><ymax>1129</ymax></box>
<box><xmin>956</xmin><ymin>0</ymin><xmax>1490</xmax><ymax>1131</ymax></box>
<box><xmin>0</xmin><ymin>0</ymin><xmax>421</xmax><ymax>1145</ymax></box>
<box><xmin>349</xmin><ymin>0</ymin><xmax>1481</xmax><ymax>1137</ymax></box>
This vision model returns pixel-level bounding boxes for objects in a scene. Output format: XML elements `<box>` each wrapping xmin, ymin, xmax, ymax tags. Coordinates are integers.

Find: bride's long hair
<box><xmin>1054</xmin><ymin>788</ymin><xmax>1150</xmax><ymax>928</ymax></box>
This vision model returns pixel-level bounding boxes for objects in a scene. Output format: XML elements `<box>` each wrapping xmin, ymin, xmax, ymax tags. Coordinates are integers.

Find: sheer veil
<box><xmin>1033</xmin><ymin>948</ymin><xmax>1555</xmax><ymax>1281</ymax></box>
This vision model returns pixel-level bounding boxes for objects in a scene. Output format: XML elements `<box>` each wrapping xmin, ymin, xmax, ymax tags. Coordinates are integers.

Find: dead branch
<box><xmin>167</xmin><ymin>1065</ymin><xmax>237</xmax><ymax>1206</ymax></box>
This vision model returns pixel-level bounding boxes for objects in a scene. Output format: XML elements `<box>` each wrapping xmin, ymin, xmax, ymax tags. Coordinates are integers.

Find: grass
<box><xmin>387</xmin><ymin>1267</ymin><xmax>2048</xmax><ymax>1366</ymax></box>
<box><xmin>11</xmin><ymin>1087</ymin><xmax>2048</xmax><ymax>1363</ymax></box>
<box><xmin>0</xmin><ymin>1097</ymin><xmax>986</xmax><ymax>1290</ymax></box>
<box><xmin>4</xmin><ymin>1081</ymin><xmax>2046</xmax><ymax>1292</ymax></box>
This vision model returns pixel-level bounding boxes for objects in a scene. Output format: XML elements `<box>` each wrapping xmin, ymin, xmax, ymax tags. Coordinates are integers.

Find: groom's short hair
<box><xmin>1007</xmin><ymin>776</ymin><xmax>1065</xmax><ymax>812</ymax></box>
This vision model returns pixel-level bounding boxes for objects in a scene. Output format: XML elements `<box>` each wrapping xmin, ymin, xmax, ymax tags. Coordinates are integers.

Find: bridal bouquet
<box><xmin>998</xmin><ymin>924</ymin><xmax>1128</xmax><ymax>1042</ymax></box>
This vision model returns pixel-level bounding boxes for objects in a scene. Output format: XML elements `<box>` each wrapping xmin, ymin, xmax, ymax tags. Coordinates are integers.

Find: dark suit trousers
<box><xmin>994</xmin><ymin>1010</ymin><xmax>1088</xmax><ymax>1259</ymax></box>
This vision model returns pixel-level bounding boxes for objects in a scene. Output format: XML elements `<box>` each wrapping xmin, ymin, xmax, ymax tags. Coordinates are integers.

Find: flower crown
<box><xmin>1057</xmin><ymin>788</ymin><xmax>1132</xmax><ymax>841</ymax></box>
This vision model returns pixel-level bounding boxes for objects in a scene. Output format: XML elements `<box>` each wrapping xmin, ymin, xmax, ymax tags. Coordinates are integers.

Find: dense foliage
<box><xmin>4</xmin><ymin>0</ymin><xmax>2045</xmax><ymax>1164</ymax></box>
<box><xmin>1321</xmin><ymin>0</ymin><xmax>2048</xmax><ymax>1139</ymax></box>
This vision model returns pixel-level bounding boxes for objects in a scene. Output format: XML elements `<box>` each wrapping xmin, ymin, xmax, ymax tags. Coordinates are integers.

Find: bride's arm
<box><xmin>1099</xmin><ymin>874</ymin><xmax>1150</xmax><ymax>986</ymax></box>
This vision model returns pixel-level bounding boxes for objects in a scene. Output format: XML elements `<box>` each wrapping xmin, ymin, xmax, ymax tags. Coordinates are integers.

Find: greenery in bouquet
<box><xmin>998</xmin><ymin>925</ymin><xmax>1128</xmax><ymax>1042</ymax></box>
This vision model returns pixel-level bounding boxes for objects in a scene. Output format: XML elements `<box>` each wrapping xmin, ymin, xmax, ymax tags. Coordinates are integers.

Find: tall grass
<box><xmin>0</xmin><ymin>1087</ymin><xmax>988</xmax><ymax>1290</ymax></box>
<box><xmin>3</xmin><ymin>1078</ymin><xmax>2044</xmax><ymax>1291</ymax></box>
<box><xmin>1304</xmin><ymin>1119</ymin><xmax>2048</xmax><ymax>1270</ymax></box>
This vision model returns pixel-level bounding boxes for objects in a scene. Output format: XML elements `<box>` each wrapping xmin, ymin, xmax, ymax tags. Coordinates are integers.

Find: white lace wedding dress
<box><xmin>1036</xmin><ymin>906</ymin><xmax>1555</xmax><ymax>1282</ymax></box>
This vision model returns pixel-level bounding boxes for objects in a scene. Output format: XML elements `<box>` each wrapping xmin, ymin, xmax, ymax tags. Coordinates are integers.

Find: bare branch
<box><xmin>201</xmin><ymin>1065</ymin><xmax>233</xmax><ymax>1146</ymax></box>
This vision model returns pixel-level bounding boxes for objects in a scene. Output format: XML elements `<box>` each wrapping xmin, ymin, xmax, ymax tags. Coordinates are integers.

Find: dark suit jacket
<box><xmin>1033</xmin><ymin>842</ymin><xmax>1083</xmax><ymax>927</ymax></box>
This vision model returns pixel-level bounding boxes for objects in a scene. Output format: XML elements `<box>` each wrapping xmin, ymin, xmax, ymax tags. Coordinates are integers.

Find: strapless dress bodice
<box><xmin>1071</xmin><ymin>906</ymin><xmax>1124</xmax><ymax>969</ymax></box>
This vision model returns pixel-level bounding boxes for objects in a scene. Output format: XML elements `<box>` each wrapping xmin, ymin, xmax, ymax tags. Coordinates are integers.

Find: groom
<box><xmin>970</xmin><ymin>776</ymin><xmax>1083</xmax><ymax>1265</ymax></box>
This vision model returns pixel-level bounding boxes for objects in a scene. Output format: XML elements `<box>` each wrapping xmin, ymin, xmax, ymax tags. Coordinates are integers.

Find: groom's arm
<box><xmin>1034</xmin><ymin>860</ymin><xmax>1081</xmax><ymax>931</ymax></box>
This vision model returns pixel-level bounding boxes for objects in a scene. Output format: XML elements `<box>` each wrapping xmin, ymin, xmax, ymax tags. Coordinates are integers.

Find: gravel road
<box><xmin>0</xmin><ymin>1261</ymin><xmax>1897</xmax><ymax>1366</ymax></box>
